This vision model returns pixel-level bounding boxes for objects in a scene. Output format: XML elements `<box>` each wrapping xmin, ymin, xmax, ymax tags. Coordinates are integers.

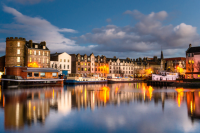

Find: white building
<box><xmin>107</xmin><ymin>57</ymin><xmax>134</xmax><ymax>77</ymax></box>
<box><xmin>50</xmin><ymin>52</ymin><xmax>71</xmax><ymax>75</ymax></box>
<box><xmin>152</xmin><ymin>72</ymin><xmax>178</xmax><ymax>81</ymax></box>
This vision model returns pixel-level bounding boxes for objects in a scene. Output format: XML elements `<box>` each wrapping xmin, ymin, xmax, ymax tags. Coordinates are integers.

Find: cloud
<box><xmin>7</xmin><ymin>0</ymin><xmax>54</xmax><ymax>4</ymax></box>
<box><xmin>106</xmin><ymin>18</ymin><xmax>112</xmax><ymax>23</ymax></box>
<box><xmin>0</xmin><ymin>5</ymin><xmax>94</xmax><ymax>55</ymax></box>
<box><xmin>75</xmin><ymin>10</ymin><xmax>200</xmax><ymax>58</ymax></box>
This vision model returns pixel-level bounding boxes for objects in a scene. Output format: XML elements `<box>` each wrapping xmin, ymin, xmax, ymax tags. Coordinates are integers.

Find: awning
<box><xmin>23</xmin><ymin>68</ymin><xmax>59</xmax><ymax>72</ymax></box>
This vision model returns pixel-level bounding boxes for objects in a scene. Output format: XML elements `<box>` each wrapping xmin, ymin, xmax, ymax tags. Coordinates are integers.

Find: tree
<box><xmin>195</xmin><ymin>61</ymin><xmax>200</xmax><ymax>72</ymax></box>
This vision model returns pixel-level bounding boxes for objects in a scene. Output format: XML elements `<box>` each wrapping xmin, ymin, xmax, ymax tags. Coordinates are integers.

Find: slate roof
<box><xmin>26</xmin><ymin>42</ymin><xmax>49</xmax><ymax>50</ymax></box>
<box><xmin>186</xmin><ymin>46</ymin><xmax>200</xmax><ymax>53</ymax></box>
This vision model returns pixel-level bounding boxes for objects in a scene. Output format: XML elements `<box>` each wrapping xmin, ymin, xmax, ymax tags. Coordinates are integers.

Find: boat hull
<box><xmin>65</xmin><ymin>80</ymin><xmax>107</xmax><ymax>84</ymax></box>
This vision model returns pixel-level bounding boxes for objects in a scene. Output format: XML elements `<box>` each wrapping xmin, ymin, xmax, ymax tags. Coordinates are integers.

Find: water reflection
<box><xmin>0</xmin><ymin>83</ymin><xmax>200</xmax><ymax>132</ymax></box>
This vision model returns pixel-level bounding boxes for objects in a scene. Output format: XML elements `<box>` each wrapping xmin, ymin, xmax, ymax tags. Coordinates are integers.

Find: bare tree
<box><xmin>195</xmin><ymin>61</ymin><xmax>200</xmax><ymax>72</ymax></box>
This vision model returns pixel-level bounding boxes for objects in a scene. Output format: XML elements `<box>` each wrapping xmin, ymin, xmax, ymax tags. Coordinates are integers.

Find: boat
<box><xmin>107</xmin><ymin>74</ymin><xmax>142</xmax><ymax>83</ymax></box>
<box><xmin>65</xmin><ymin>74</ymin><xmax>107</xmax><ymax>84</ymax></box>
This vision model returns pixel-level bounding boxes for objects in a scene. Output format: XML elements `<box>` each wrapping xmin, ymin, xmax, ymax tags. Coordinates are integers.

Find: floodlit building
<box><xmin>50</xmin><ymin>52</ymin><xmax>72</xmax><ymax>75</ymax></box>
<box><xmin>185</xmin><ymin>44</ymin><xmax>200</xmax><ymax>79</ymax></box>
<box><xmin>5</xmin><ymin>37</ymin><xmax>50</xmax><ymax>68</ymax></box>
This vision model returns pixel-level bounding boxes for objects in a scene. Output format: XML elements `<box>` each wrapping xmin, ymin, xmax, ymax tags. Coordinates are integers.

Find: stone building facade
<box><xmin>107</xmin><ymin>56</ymin><xmax>134</xmax><ymax>77</ymax></box>
<box><xmin>70</xmin><ymin>53</ymin><xmax>107</xmax><ymax>77</ymax></box>
<box><xmin>5</xmin><ymin>37</ymin><xmax>50</xmax><ymax>68</ymax></box>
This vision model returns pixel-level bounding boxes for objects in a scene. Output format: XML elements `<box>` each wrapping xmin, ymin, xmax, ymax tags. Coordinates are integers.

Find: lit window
<box><xmin>85</xmin><ymin>63</ymin><xmax>87</xmax><ymax>65</ymax></box>
<box><xmin>47</xmin><ymin>52</ymin><xmax>48</xmax><ymax>56</ymax></box>
<box><xmin>64</xmin><ymin>59</ymin><xmax>66</xmax><ymax>62</ymax></box>
<box><xmin>39</xmin><ymin>51</ymin><xmax>40</xmax><ymax>55</ymax></box>
<box><xmin>85</xmin><ymin>68</ymin><xmax>87</xmax><ymax>71</ymax></box>
<box><xmin>17</xmin><ymin>49</ymin><xmax>20</xmax><ymax>54</ymax></box>
<box><xmin>30</xmin><ymin>50</ymin><xmax>32</xmax><ymax>55</ymax></box>
<box><xmin>17</xmin><ymin>57</ymin><xmax>20</xmax><ymax>62</ymax></box>
<box><xmin>34</xmin><ymin>51</ymin><xmax>36</xmax><ymax>55</ymax></box>
<box><xmin>81</xmin><ymin>57</ymin><xmax>83</xmax><ymax>60</ymax></box>
<box><xmin>47</xmin><ymin>59</ymin><xmax>49</xmax><ymax>63</ymax></box>
<box><xmin>43</xmin><ymin>46</ymin><xmax>46</xmax><ymax>49</ymax></box>
<box><xmin>29</xmin><ymin>57</ymin><xmax>32</xmax><ymax>62</ymax></box>
<box><xmin>17</xmin><ymin>42</ymin><xmax>20</xmax><ymax>47</ymax></box>
<box><xmin>60</xmin><ymin>59</ymin><xmax>62</xmax><ymax>62</ymax></box>
<box><xmin>40</xmin><ymin>73</ymin><xmax>45</xmax><ymax>77</ymax></box>
<box><xmin>81</xmin><ymin>63</ymin><xmax>83</xmax><ymax>65</ymax></box>
<box><xmin>52</xmin><ymin>73</ymin><xmax>57</xmax><ymax>77</ymax></box>
<box><xmin>88</xmin><ymin>58</ymin><xmax>90</xmax><ymax>60</ymax></box>
<box><xmin>78</xmin><ymin>67</ymin><xmax>80</xmax><ymax>71</ymax></box>
<box><xmin>43</xmin><ymin>51</ymin><xmax>44</xmax><ymax>56</ymax></box>
<box><xmin>35</xmin><ymin>45</ymin><xmax>38</xmax><ymax>48</ymax></box>
<box><xmin>43</xmin><ymin>58</ymin><xmax>44</xmax><ymax>63</ymax></box>
<box><xmin>198</xmin><ymin>75</ymin><xmax>200</xmax><ymax>77</ymax></box>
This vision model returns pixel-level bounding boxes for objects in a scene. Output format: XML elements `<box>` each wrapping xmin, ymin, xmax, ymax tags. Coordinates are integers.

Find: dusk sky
<box><xmin>0</xmin><ymin>0</ymin><xmax>200</xmax><ymax>59</ymax></box>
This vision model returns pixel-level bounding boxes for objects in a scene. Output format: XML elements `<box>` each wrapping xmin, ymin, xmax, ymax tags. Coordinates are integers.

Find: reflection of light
<box><xmin>176</xmin><ymin>88</ymin><xmax>184</xmax><ymax>107</ymax></box>
<box><xmin>148</xmin><ymin>86</ymin><xmax>153</xmax><ymax>101</ymax></box>
<box><xmin>115</xmin><ymin>87</ymin><xmax>119</xmax><ymax>93</ymax></box>
<box><xmin>3</xmin><ymin>95</ymin><xmax>5</xmax><ymax>107</ymax></box>
<box><xmin>191</xmin><ymin>101</ymin><xmax>193</xmax><ymax>116</ymax></box>
<box><xmin>16</xmin><ymin>103</ymin><xmax>19</xmax><ymax>126</ymax></box>
<box><xmin>33</xmin><ymin>106</ymin><xmax>35</xmax><ymax>111</ymax></box>
<box><xmin>53</xmin><ymin>89</ymin><xmax>54</xmax><ymax>99</ymax></box>
<box><xmin>99</xmin><ymin>86</ymin><xmax>110</xmax><ymax>103</ymax></box>
<box><xmin>177</xmin><ymin>94</ymin><xmax>181</xmax><ymax>107</ymax></box>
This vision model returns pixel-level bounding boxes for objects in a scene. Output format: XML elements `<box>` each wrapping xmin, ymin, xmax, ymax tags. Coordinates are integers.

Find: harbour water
<box><xmin>0</xmin><ymin>83</ymin><xmax>200</xmax><ymax>133</ymax></box>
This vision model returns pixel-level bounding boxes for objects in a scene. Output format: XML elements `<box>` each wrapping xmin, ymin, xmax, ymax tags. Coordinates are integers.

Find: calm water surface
<box><xmin>0</xmin><ymin>83</ymin><xmax>200</xmax><ymax>133</ymax></box>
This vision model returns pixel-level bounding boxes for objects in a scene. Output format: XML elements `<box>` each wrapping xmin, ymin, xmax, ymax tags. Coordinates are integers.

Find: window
<box><xmin>85</xmin><ymin>68</ymin><xmax>87</xmax><ymax>71</ymax></box>
<box><xmin>27</xmin><ymin>72</ymin><xmax>32</xmax><ymax>77</ymax></box>
<box><xmin>101</xmin><ymin>59</ymin><xmax>102</xmax><ymax>61</ymax></box>
<box><xmin>68</xmin><ymin>59</ymin><xmax>69</xmax><ymax>62</ymax></box>
<box><xmin>67</xmin><ymin>65</ymin><xmax>69</xmax><ymax>69</ymax></box>
<box><xmin>81</xmin><ymin>63</ymin><xmax>83</xmax><ymax>65</ymax></box>
<box><xmin>95</xmin><ymin>68</ymin><xmax>97</xmax><ymax>71</ymax></box>
<box><xmin>17</xmin><ymin>57</ymin><xmax>20</xmax><ymax>62</ymax></box>
<box><xmin>85</xmin><ymin>63</ymin><xmax>87</xmax><ymax>65</ymax></box>
<box><xmin>78</xmin><ymin>57</ymin><xmax>80</xmax><ymax>60</ymax></box>
<box><xmin>52</xmin><ymin>73</ymin><xmax>57</xmax><ymax>77</ymax></box>
<box><xmin>29</xmin><ymin>57</ymin><xmax>32</xmax><ymax>62</ymax></box>
<box><xmin>88</xmin><ymin>68</ymin><xmax>90</xmax><ymax>71</ymax></box>
<box><xmin>92</xmin><ymin>63</ymin><xmax>93</xmax><ymax>66</ymax></box>
<box><xmin>34</xmin><ymin>73</ymin><xmax>39</xmax><ymax>77</ymax></box>
<box><xmin>38</xmin><ymin>58</ymin><xmax>40</xmax><ymax>62</ymax></box>
<box><xmin>78</xmin><ymin>62</ymin><xmax>80</xmax><ymax>65</ymax></box>
<box><xmin>92</xmin><ymin>68</ymin><xmax>93</xmax><ymax>71</ymax></box>
<box><xmin>55</xmin><ymin>64</ymin><xmax>57</xmax><ymax>68</ymax></box>
<box><xmin>43</xmin><ymin>46</ymin><xmax>46</xmax><ymax>49</ymax></box>
<box><xmin>60</xmin><ymin>64</ymin><xmax>62</xmax><ymax>69</ymax></box>
<box><xmin>43</xmin><ymin>51</ymin><xmax>44</xmax><ymax>56</ymax></box>
<box><xmin>43</xmin><ymin>58</ymin><xmax>44</xmax><ymax>63</ymax></box>
<box><xmin>81</xmin><ymin>68</ymin><xmax>83</xmax><ymax>71</ymax></box>
<box><xmin>81</xmin><ymin>57</ymin><xmax>83</xmax><ymax>60</ymax></box>
<box><xmin>88</xmin><ymin>57</ymin><xmax>90</xmax><ymax>60</ymax></box>
<box><xmin>35</xmin><ymin>45</ymin><xmax>38</xmax><ymax>48</ymax></box>
<box><xmin>198</xmin><ymin>75</ymin><xmax>200</xmax><ymax>77</ymax></box>
<box><xmin>47</xmin><ymin>52</ymin><xmax>48</xmax><ymax>56</ymax></box>
<box><xmin>47</xmin><ymin>59</ymin><xmax>49</xmax><ymax>63</ymax></box>
<box><xmin>60</xmin><ymin>59</ymin><xmax>62</xmax><ymax>62</ymax></box>
<box><xmin>64</xmin><ymin>59</ymin><xmax>66</xmax><ymax>62</ymax></box>
<box><xmin>30</xmin><ymin>50</ymin><xmax>32</xmax><ymax>55</ymax></box>
<box><xmin>34</xmin><ymin>51</ymin><xmax>36</xmax><ymax>55</ymax></box>
<box><xmin>40</xmin><ymin>73</ymin><xmax>45</xmax><ymax>77</ymax></box>
<box><xmin>17</xmin><ymin>49</ymin><xmax>20</xmax><ymax>54</ymax></box>
<box><xmin>17</xmin><ymin>42</ymin><xmax>20</xmax><ymax>47</ymax></box>
<box><xmin>88</xmin><ymin>63</ymin><xmax>90</xmax><ymax>66</ymax></box>
<box><xmin>78</xmin><ymin>67</ymin><xmax>80</xmax><ymax>71</ymax></box>
<box><xmin>39</xmin><ymin>51</ymin><xmax>40</xmax><ymax>55</ymax></box>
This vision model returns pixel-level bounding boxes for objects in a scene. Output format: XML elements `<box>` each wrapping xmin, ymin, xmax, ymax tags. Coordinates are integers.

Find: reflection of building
<box><xmin>186</xmin><ymin>92</ymin><xmax>200</xmax><ymax>120</ymax></box>
<box><xmin>107</xmin><ymin>56</ymin><xmax>134</xmax><ymax>77</ymax></box>
<box><xmin>5</xmin><ymin>37</ymin><xmax>50</xmax><ymax>68</ymax></box>
<box><xmin>3</xmin><ymin>88</ymin><xmax>62</xmax><ymax>130</ymax></box>
<box><xmin>185</xmin><ymin>44</ymin><xmax>200</xmax><ymax>79</ymax></box>
<box><xmin>50</xmin><ymin>52</ymin><xmax>72</xmax><ymax>75</ymax></box>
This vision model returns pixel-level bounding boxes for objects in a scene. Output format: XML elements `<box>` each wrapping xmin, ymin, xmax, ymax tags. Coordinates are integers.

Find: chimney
<box><xmin>29</xmin><ymin>40</ymin><xmax>33</xmax><ymax>48</ymax></box>
<box><xmin>189</xmin><ymin>44</ymin><xmax>192</xmax><ymax>48</ymax></box>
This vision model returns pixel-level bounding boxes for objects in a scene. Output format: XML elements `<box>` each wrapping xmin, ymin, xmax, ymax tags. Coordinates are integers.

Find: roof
<box><xmin>186</xmin><ymin>46</ymin><xmax>200</xmax><ymax>53</ymax></box>
<box><xmin>23</xmin><ymin>68</ymin><xmax>59</xmax><ymax>72</ymax></box>
<box><xmin>26</xmin><ymin>42</ymin><xmax>49</xmax><ymax>50</ymax></box>
<box><xmin>164</xmin><ymin>57</ymin><xmax>186</xmax><ymax>61</ymax></box>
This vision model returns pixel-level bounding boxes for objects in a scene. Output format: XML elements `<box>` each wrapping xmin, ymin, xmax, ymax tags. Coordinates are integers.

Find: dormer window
<box><xmin>35</xmin><ymin>45</ymin><xmax>38</xmax><ymax>48</ymax></box>
<box><xmin>43</xmin><ymin>46</ymin><xmax>46</xmax><ymax>49</ymax></box>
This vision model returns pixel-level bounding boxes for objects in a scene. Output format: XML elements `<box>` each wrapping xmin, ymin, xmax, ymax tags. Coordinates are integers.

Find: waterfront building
<box><xmin>106</xmin><ymin>56</ymin><xmax>134</xmax><ymax>77</ymax></box>
<box><xmin>50</xmin><ymin>52</ymin><xmax>71</xmax><ymax>75</ymax></box>
<box><xmin>70</xmin><ymin>53</ymin><xmax>107</xmax><ymax>77</ymax></box>
<box><xmin>185</xmin><ymin>44</ymin><xmax>200</xmax><ymax>79</ymax></box>
<box><xmin>5</xmin><ymin>37</ymin><xmax>50</xmax><ymax>68</ymax></box>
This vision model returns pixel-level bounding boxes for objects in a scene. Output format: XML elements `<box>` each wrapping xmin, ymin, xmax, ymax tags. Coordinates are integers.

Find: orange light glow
<box><xmin>145</xmin><ymin>68</ymin><xmax>152</xmax><ymax>75</ymax></box>
<box><xmin>98</xmin><ymin>65</ymin><xmax>109</xmax><ymax>74</ymax></box>
<box><xmin>99</xmin><ymin>86</ymin><xmax>110</xmax><ymax>103</ymax></box>
<box><xmin>147</xmin><ymin>86</ymin><xmax>154</xmax><ymax>100</ymax></box>
<box><xmin>28</xmin><ymin>62</ymin><xmax>39</xmax><ymax>68</ymax></box>
<box><xmin>176</xmin><ymin>88</ymin><xmax>184</xmax><ymax>107</ymax></box>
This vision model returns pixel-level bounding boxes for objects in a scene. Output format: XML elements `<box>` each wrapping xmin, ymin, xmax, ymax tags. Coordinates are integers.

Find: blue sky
<box><xmin>0</xmin><ymin>0</ymin><xmax>200</xmax><ymax>58</ymax></box>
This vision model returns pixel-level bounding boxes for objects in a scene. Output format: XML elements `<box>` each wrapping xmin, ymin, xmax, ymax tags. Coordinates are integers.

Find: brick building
<box><xmin>5</xmin><ymin>37</ymin><xmax>50</xmax><ymax>68</ymax></box>
<box><xmin>70</xmin><ymin>53</ymin><xmax>107</xmax><ymax>77</ymax></box>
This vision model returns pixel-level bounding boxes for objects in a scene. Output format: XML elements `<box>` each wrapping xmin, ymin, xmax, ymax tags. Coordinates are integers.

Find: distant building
<box><xmin>106</xmin><ymin>56</ymin><xmax>134</xmax><ymax>77</ymax></box>
<box><xmin>50</xmin><ymin>52</ymin><xmax>72</xmax><ymax>75</ymax></box>
<box><xmin>5</xmin><ymin>37</ymin><xmax>50</xmax><ymax>68</ymax></box>
<box><xmin>185</xmin><ymin>44</ymin><xmax>200</xmax><ymax>79</ymax></box>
